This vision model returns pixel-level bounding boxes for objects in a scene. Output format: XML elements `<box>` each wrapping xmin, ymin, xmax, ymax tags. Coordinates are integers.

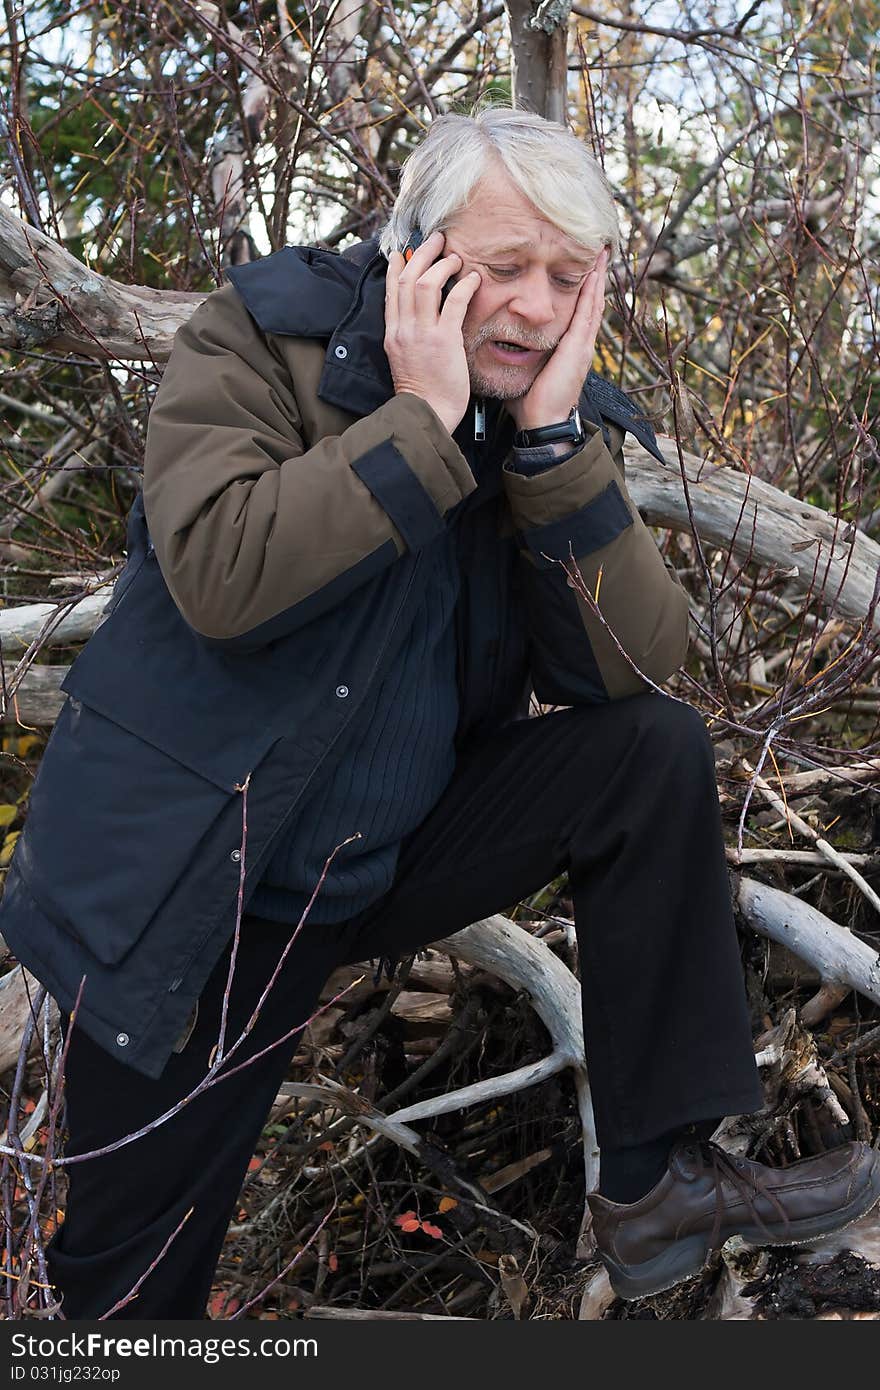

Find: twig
<box><xmin>739</xmin><ymin>756</ymin><xmax>880</xmax><ymax>916</ymax></box>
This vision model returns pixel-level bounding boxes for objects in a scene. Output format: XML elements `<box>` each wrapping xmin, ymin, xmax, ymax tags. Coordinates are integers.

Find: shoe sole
<box><xmin>601</xmin><ymin>1164</ymin><xmax>880</xmax><ymax>1302</ymax></box>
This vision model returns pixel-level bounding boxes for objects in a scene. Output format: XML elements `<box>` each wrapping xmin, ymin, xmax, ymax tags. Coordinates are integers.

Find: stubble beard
<box><xmin>463</xmin><ymin>322</ymin><xmax>557</xmax><ymax>401</ymax></box>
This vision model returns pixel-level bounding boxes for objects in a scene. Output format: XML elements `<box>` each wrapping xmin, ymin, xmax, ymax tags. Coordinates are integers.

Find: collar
<box><xmin>226</xmin><ymin>238</ymin><xmax>394</xmax><ymax>417</ymax></box>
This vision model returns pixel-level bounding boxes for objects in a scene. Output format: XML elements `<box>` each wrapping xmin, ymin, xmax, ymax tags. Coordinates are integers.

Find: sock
<box><xmin>598</xmin><ymin>1118</ymin><xmax>724</xmax><ymax>1205</ymax></box>
<box><xmin>599</xmin><ymin>1131</ymin><xmax>679</xmax><ymax>1204</ymax></box>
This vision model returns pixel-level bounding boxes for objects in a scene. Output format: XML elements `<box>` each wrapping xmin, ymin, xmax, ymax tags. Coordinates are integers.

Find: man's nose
<box><xmin>507</xmin><ymin>271</ymin><xmax>556</xmax><ymax>327</ymax></box>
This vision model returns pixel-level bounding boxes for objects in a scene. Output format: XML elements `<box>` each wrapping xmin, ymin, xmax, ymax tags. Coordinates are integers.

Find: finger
<box><xmin>398</xmin><ymin>228</ymin><xmax>445</xmax><ymax>308</ymax></box>
<box><xmin>410</xmin><ymin>253</ymin><xmax>463</xmax><ymax>320</ymax></box>
<box><xmin>550</xmin><ymin>277</ymin><xmax>596</xmax><ymax>362</ymax></box>
<box><xmin>568</xmin><ymin>257</ymin><xmax>606</xmax><ymax>341</ymax></box>
<box><xmin>590</xmin><ymin>247</ymin><xmax>610</xmax><ymax>313</ymax></box>
<box><xmin>403</xmin><ymin>228</ymin><xmax>445</xmax><ymax>270</ymax></box>
<box><xmin>440</xmin><ymin>270</ymin><xmax>482</xmax><ymax>326</ymax></box>
<box><xmin>399</xmin><ymin>250</ymin><xmax>462</xmax><ymax>326</ymax></box>
<box><xmin>589</xmin><ymin>265</ymin><xmax>607</xmax><ymax>338</ymax></box>
<box><xmin>414</xmin><ymin>252</ymin><xmax>462</xmax><ymax>289</ymax></box>
<box><xmin>589</xmin><ymin>247</ymin><xmax>610</xmax><ymax>315</ymax></box>
<box><xmin>394</xmin><ymin>236</ymin><xmax>443</xmax><ymax>315</ymax></box>
<box><xmin>384</xmin><ymin>249</ymin><xmax>404</xmax><ymax>331</ymax></box>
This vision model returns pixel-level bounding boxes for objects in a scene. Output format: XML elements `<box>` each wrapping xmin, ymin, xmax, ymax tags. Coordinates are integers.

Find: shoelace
<box><xmin>682</xmin><ymin>1141</ymin><xmax>791</xmax><ymax>1252</ymax></box>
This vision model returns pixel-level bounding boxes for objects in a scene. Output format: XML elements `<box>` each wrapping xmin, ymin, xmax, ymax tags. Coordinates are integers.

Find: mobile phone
<box><xmin>402</xmin><ymin>228</ymin><xmax>424</xmax><ymax>262</ymax></box>
<box><xmin>402</xmin><ymin>227</ymin><xmax>455</xmax><ymax>304</ymax></box>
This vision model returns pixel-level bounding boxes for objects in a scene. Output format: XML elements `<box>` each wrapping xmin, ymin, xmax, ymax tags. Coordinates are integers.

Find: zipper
<box><xmin>455</xmin><ymin>400</ymin><xmax>513</xmax><ymax>735</ymax></box>
<box><xmin>473</xmin><ymin>396</ymin><xmax>510</xmax><ymax>453</ymax></box>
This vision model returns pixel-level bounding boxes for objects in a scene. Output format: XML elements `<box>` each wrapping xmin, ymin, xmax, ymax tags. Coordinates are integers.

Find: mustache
<box><xmin>469</xmin><ymin>323</ymin><xmax>558</xmax><ymax>352</ymax></box>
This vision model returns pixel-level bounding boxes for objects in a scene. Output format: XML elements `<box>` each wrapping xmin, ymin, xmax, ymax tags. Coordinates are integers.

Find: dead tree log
<box><xmin>736</xmin><ymin>877</ymin><xmax>880</xmax><ymax>1008</ymax></box>
<box><xmin>0</xmin><ymin>966</ymin><xmax>57</xmax><ymax>1073</ymax></box>
<box><xmin>625</xmin><ymin>440</ymin><xmax>880</xmax><ymax>634</ymax></box>
<box><xmin>0</xmin><ymin>202</ymin><xmax>201</xmax><ymax>360</ymax></box>
<box><xmin>2</xmin><ymin>441</ymin><xmax>878</xmax><ymax>726</ymax></box>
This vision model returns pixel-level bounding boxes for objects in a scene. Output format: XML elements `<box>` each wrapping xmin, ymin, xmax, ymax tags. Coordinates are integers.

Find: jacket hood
<box><xmin>225</xmin><ymin>239</ymin><xmax>376</xmax><ymax>339</ymax></box>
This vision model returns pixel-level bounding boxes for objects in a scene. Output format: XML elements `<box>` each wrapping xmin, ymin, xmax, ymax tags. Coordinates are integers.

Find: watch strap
<box><xmin>514</xmin><ymin>406</ymin><xmax>585</xmax><ymax>449</ymax></box>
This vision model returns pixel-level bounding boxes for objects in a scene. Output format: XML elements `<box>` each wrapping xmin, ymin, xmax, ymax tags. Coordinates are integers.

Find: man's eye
<box><xmin>488</xmin><ymin>266</ymin><xmax>518</xmax><ymax>278</ymax></box>
<box><xmin>555</xmin><ymin>276</ymin><xmax>584</xmax><ymax>290</ymax></box>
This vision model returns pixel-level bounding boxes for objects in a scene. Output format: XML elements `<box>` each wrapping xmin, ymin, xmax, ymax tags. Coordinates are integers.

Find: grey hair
<box><xmin>378</xmin><ymin>106</ymin><xmax>620</xmax><ymax>259</ymax></box>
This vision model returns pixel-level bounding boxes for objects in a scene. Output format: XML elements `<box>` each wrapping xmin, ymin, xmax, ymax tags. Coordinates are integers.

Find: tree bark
<box><xmin>503</xmin><ymin>2</ymin><xmax>570</xmax><ymax>122</ymax></box>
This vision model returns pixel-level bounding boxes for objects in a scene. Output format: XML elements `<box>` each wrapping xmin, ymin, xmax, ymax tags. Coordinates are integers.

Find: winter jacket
<box><xmin>0</xmin><ymin>238</ymin><xmax>689</xmax><ymax>1078</ymax></box>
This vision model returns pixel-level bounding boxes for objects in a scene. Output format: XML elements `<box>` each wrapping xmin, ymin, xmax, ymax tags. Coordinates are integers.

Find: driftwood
<box><xmin>736</xmin><ymin>877</ymin><xmax>880</xmax><ymax>1008</ymax></box>
<box><xmin>0</xmin><ymin>588</ymin><xmax>112</xmax><ymax>655</ymax></box>
<box><xmin>260</xmin><ymin>884</ymin><xmax>880</xmax><ymax>1265</ymax></box>
<box><xmin>729</xmin><ymin>849</ymin><xmax>877</xmax><ymax>870</ymax></box>
<box><xmin>578</xmin><ymin>1265</ymin><xmax>616</xmax><ymax>1320</ymax></box>
<box><xmin>626</xmin><ymin>440</ymin><xmax>880</xmax><ymax>634</ymax></box>
<box><xmin>0</xmin><ymin>966</ymin><xmax>57</xmax><ymax>1074</ymax></box>
<box><xmin>738</xmin><ymin>758</ymin><xmax>880</xmax><ymax>918</ymax></box>
<box><xmin>0</xmin><ymin>202</ymin><xmax>200</xmax><ymax>360</ymax></box>
<box><xmin>0</xmin><ymin>665</ymin><xmax>67</xmax><ymax>727</ymax></box>
<box><xmin>427</xmin><ymin>917</ymin><xmax>595</xmax><ymax>1253</ymax></box>
<box><xmin>262</xmin><ymin>916</ymin><xmax>596</xmax><ymax>1248</ymax></box>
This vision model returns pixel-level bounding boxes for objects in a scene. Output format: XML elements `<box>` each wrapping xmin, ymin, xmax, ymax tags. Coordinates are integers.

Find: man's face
<box><xmin>442</xmin><ymin>163</ymin><xmax>599</xmax><ymax>401</ymax></box>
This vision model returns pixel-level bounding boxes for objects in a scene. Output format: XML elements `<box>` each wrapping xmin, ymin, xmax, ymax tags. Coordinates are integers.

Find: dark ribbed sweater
<box><xmin>247</xmin><ymin>523</ymin><xmax>461</xmax><ymax>925</ymax></box>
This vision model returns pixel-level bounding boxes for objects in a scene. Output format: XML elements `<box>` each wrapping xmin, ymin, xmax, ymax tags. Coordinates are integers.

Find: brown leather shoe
<box><xmin>588</xmin><ymin>1139</ymin><xmax>880</xmax><ymax>1301</ymax></box>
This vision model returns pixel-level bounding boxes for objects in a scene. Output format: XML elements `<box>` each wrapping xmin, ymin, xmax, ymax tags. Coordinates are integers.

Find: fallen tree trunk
<box><xmin>0</xmin><ymin>203</ymin><xmax>200</xmax><ymax>360</ymax></box>
<box><xmin>3</xmin><ymin>446</ymin><xmax>879</xmax><ymax>726</ymax></box>
<box><xmin>736</xmin><ymin>876</ymin><xmax>880</xmax><ymax>1007</ymax></box>
<box><xmin>626</xmin><ymin>440</ymin><xmax>880</xmax><ymax>633</ymax></box>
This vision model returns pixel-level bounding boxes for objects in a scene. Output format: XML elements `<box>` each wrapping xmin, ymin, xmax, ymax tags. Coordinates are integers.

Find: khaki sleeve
<box><xmin>143</xmin><ymin>284</ymin><xmax>475</xmax><ymax>645</ymax></box>
<box><xmin>501</xmin><ymin>420</ymin><xmax>689</xmax><ymax>702</ymax></box>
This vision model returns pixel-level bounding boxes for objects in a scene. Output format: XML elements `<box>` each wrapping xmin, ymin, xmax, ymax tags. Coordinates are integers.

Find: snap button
<box><xmin>335</xmin><ymin>684</ymin><xmax>349</xmax><ymax>698</ymax></box>
<box><xmin>334</xmin><ymin>344</ymin><xmax>348</xmax><ymax>360</ymax></box>
<box><xmin>116</xmin><ymin>1032</ymin><xmax>129</xmax><ymax>1047</ymax></box>
<box><xmin>230</xmin><ymin>849</ymin><xmax>242</xmax><ymax>863</ymax></box>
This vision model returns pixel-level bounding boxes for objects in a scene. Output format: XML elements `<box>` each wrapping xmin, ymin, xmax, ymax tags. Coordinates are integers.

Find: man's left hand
<box><xmin>505</xmin><ymin>247</ymin><xmax>609</xmax><ymax>432</ymax></box>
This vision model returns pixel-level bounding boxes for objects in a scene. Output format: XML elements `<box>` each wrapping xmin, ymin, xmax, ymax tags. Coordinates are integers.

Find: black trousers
<box><xmin>46</xmin><ymin>696</ymin><xmax>763</xmax><ymax>1319</ymax></box>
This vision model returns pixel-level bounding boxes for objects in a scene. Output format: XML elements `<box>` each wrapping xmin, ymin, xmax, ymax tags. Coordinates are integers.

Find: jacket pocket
<box><xmin>59</xmin><ymin>553</ymin><xmax>295</xmax><ymax>791</ymax></box>
<box><xmin>14</xmin><ymin>693</ymin><xmax>263</xmax><ymax>968</ymax></box>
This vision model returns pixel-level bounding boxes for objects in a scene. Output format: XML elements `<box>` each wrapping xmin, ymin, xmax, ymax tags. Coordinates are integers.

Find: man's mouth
<box><xmin>488</xmin><ymin>339</ymin><xmax>544</xmax><ymax>362</ymax></box>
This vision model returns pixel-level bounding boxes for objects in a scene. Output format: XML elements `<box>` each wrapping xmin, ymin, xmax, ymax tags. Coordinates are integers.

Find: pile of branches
<box><xmin>206</xmin><ymin>914</ymin><xmax>880</xmax><ymax>1323</ymax></box>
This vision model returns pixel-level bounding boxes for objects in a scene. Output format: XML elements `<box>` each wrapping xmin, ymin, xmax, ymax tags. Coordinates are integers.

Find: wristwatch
<box><xmin>514</xmin><ymin>406</ymin><xmax>586</xmax><ymax>450</ymax></box>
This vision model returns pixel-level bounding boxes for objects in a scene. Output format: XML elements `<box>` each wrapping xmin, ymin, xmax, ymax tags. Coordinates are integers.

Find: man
<box><xmin>2</xmin><ymin>107</ymin><xmax>878</xmax><ymax>1320</ymax></box>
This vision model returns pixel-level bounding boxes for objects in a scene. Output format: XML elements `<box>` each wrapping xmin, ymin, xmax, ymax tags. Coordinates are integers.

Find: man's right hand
<box><xmin>384</xmin><ymin>230</ymin><xmax>481</xmax><ymax>436</ymax></box>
